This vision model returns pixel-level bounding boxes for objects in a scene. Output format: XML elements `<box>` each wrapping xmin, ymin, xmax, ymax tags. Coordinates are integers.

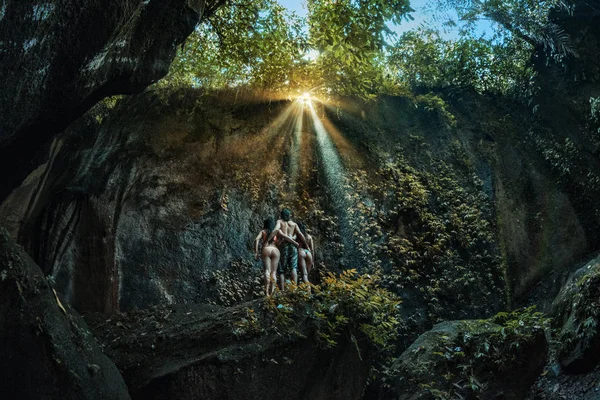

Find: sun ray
<box><xmin>307</xmin><ymin>102</ymin><xmax>359</xmax><ymax>266</ymax></box>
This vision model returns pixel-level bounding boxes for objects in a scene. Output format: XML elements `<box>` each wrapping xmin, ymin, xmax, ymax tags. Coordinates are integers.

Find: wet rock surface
<box><xmin>1</xmin><ymin>93</ymin><xmax>289</xmax><ymax>313</ymax></box>
<box><xmin>0</xmin><ymin>227</ymin><xmax>130</xmax><ymax>399</ymax></box>
<box><xmin>0</xmin><ymin>0</ymin><xmax>204</xmax><ymax>199</ymax></box>
<box><xmin>87</xmin><ymin>301</ymin><xmax>370</xmax><ymax>400</ymax></box>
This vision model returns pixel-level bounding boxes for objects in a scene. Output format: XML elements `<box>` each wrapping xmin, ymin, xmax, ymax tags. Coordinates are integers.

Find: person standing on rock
<box><xmin>254</xmin><ymin>218</ymin><xmax>280</xmax><ymax>296</ymax></box>
<box><xmin>297</xmin><ymin>222</ymin><xmax>314</xmax><ymax>285</ymax></box>
<box><xmin>267</xmin><ymin>208</ymin><xmax>305</xmax><ymax>290</ymax></box>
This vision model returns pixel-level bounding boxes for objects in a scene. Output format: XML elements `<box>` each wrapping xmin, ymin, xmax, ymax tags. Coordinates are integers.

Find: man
<box><xmin>268</xmin><ymin>208</ymin><xmax>306</xmax><ymax>290</ymax></box>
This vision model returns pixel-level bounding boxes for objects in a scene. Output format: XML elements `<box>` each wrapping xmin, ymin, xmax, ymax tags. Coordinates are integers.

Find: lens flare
<box><xmin>297</xmin><ymin>92</ymin><xmax>312</xmax><ymax>106</ymax></box>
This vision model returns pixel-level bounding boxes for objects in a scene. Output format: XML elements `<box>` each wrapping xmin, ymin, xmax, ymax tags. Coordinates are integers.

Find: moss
<box><xmin>555</xmin><ymin>263</ymin><xmax>600</xmax><ymax>368</ymax></box>
<box><xmin>388</xmin><ymin>307</ymin><xmax>549</xmax><ymax>399</ymax></box>
<box><xmin>230</xmin><ymin>270</ymin><xmax>402</xmax><ymax>377</ymax></box>
<box><xmin>345</xmin><ymin>154</ymin><xmax>504</xmax><ymax>323</ymax></box>
<box><xmin>414</xmin><ymin>94</ymin><xmax>457</xmax><ymax>128</ymax></box>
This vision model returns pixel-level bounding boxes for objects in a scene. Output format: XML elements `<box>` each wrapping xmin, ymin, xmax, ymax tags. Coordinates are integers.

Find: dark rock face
<box><xmin>0</xmin><ymin>0</ymin><xmax>202</xmax><ymax>199</ymax></box>
<box><xmin>0</xmin><ymin>227</ymin><xmax>130</xmax><ymax>399</ymax></box>
<box><xmin>552</xmin><ymin>255</ymin><xmax>600</xmax><ymax>373</ymax></box>
<box><xmin>390</xmin><ymin>316</ymin><xmax>547</xmax><ymax>400</ymax></box>
<box><xmin>333</xmin><ymin>93</ymin><xmax>593</xmax><ymax>308</ymax></box>
<box><xmin>514</xmin><ymin>0</ymin><xmax>600</xmax><ymax>305</ymax></box>
<box><xmin>1</xmin><ymin>93</ymin><xmax>289</xmax><ymax>313</ymax></box>
<box><xmin>0</xmin><ymin>91</ymin><xmax>508</xmax><ymax>324</ymax></box>
<box><xmin>88</xmin><ymin>302</ymin><xmax>370</xmax><ymax>400</ymax></box>
<box><xmin>528</xmin><ymin>362</ymin><xmax>600</xmax><ymax>399</ymax></box>
<box><xmin>1</xmin><ymin>85</ymin><xmax>598</xmax><ymax>326</ymax></box>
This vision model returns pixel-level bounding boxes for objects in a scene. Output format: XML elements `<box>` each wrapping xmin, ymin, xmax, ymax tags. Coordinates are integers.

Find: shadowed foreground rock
<box><xmin>0</xmin><ymin>227</ymin><xmax>130</xmax><ymax>399</ymax></box>
<box><xmin>553</xmin><ymin>255</ymin><xmax>600</xmax><ymax>373</ymax></box>
<box><xmin>390</xmin><ymin>314</ymin><xmax>547</xmax><ymax>400</ymax></box>
<box><xmin>88</xmin><ymin>302</ymin><xmax>371</xmax><ymax>400</ymax></box>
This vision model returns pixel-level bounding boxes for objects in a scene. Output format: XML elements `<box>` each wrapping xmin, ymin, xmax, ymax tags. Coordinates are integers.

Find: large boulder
<box><xmin>0</xmin><ymin>92</ymin><xmax>291</xmax><ymax>313</ymax></box>
<box><xmin>88</xmin><ymin>301</ymin><xmax>371</xmax><ymax>400</ymax></box>
<box><xmin>0</xmin><ymin>227</ymin><xmax>131</xmax><ymax>399</ymax></box>
<box><xmin>552</xmin><ymin>255</ymin><xmax>600</xmax><ymax>373</ymax></box>
<box><xmin>388</xmin><ymin>310</ymin><xmax>548</xmax><ymax>399</ymax></box>
<box><xmin>0</xmin><ymin>0</ymin><xmax>208</xmax><ymax>199</ymax></box>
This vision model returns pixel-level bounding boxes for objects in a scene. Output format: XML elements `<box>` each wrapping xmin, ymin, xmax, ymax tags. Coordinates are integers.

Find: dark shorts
<box><xmin>278</xmin><ymin>243</ymin><xmax>298</xmax><ymax>275</ymax></box>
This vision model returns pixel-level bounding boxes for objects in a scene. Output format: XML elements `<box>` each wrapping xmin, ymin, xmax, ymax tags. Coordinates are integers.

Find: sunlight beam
<box><xmin>307</xmin><ymin>103</ymin><xmax>359</xmax><ymax>267</ymax></box>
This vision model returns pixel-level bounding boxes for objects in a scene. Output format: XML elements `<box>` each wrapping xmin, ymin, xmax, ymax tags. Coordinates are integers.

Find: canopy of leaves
<box><xmin>164</xmin><ymin>0</ymin><xmax>307</xmax><ymax>91</ymax></box>
<box><xmin>431</xmin><ymin>0</ymin><xmax>576</xmax><ymax>61</ymax></box>
<box><xmin>306</xmin><ymin>0</ymin><xmax>412</xmax><ymax>98</ymax></box>
<box><xmin>162</xmin><ymin>0</ymin><xmax>413</xmax><ymax>98</ymax></box>
<box><xmin>388</xmin><ymin>28</ymin><xmax>536</xmax><ymax>97</ymax></box>
<box><xmin>160</xmin><ymin>0</ymin><xmax>576</xmax><ymax>100</ymax></box>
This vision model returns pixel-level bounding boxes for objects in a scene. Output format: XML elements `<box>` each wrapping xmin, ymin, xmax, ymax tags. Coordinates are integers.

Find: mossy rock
<box><xmin>389</xmin><ymin>310</ymin><xmax>548</xmax><ymax>399</ymax></box>
<box><xmin>552</xmin><ymin>256</ymin><xmax>600</xmax><ymax>373</ymax></box>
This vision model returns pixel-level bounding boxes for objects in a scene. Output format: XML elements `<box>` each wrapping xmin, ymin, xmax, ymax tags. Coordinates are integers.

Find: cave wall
<box><xmin>329</xmin><ymin>92</ymin><xmax>594</xmax><ymax>308</ymax></box>
<box><xmin>445</xmin><ymin>95</ymin><xmax>596</xmax><ymax>304</ymax></box>
<box><xmin>0</xmin><ymin>0</ymin><xmax>205</xmax><ymax>200</ymax></box>
<box><xmin>1</xmin><ymin>81</ymin><xmax>599</xmax><ymax>324</ymax></box>
<box><xmin>0</xmin><ymin>227</ymin><xmax>131</xmax><ymax>399</ymax></box>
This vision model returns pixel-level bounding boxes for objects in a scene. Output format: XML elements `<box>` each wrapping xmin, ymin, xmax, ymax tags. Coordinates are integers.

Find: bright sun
<box><xmin>298</xmin><ymin>92</ymin><xmax>312</xmax><ymax>105</ymax></box>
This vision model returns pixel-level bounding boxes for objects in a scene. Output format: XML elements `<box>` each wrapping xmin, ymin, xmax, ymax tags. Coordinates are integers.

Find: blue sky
<box><xmin>277</xmin><ymin>0</ymin><xmax>494</xmax><ymax>40</ymax></box>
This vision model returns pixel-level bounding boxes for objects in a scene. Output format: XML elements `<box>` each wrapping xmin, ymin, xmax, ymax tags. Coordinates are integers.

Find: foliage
<box><xmin>414</xmin><ymin>93</ymin><xmax>457</xmax><ymax>127</ymax></box>
<box><xmin>156</xmin><ymin>0</ymin><xmax>579</xmax><ymax>100</ymax></box>
<box><xmin>90</xmin><ymin>95</ymin><xmax>126</xmax><ymax>124</ymax></box>
<box><xmin>432</xmin><ymin>0</ymin><xmax>576</xmax><ymax>62</ymax></box>
<box><xmin>233</xmin><ymin>306</ymin><xmax>263</xmax><ymax>337</ymax></box>
<box><xmin>229</xmin><ymin>269</ymin><xmax>402</xmax><ymax>377</ymax></box>
<box><xmin>155</xmin><ymin>0</ymin><xmax>581</xmax><ymax>100</ymax></box>
<box><xmin>586</xmin><ymin>96</ymin><xmax>600</xmax><ymax>156</ymax></box>
<box><xmin>557</xmin><ymin>266</ymin><xmax>600</xmax><ymax>358</ymax></box>
<box><xmin>385</xmin><ymin>0</ymin><xmax>576</xmax><ymax>98</ymax></box>
<box><xmin>529</xmin><ymin>132</ymin><xmax>578</xmax><ymax>179</ymax></box>
<box><xmin>219</xmin><ymin>271</ymin><xmax>402</xmax><ymax>394</ymax></box>
<box><xmin>527</xmin><ymin>117</ymin><xmax>600</xmax><ymax>222</ymax></box>
<box><xmin>345</xmin><ymin>154</ymin><xmax>504</xmax><ymax>322</ymax></box>
<box><xmin>264</xmin><ymin>269</ymin><xmax>402</xmax><ymax>352</ymax></box>
<box><xmin>210</xmin><ymin>260</ymin><xmax>262</xmax><ymax>306</ymax></box>
<box><xmin>161</xmin><ymin>0</ymin><xmax>415</xmax><ymax>99</ymax></box>
<box><xmin>383</xmin><ymin>307</ymin><xmax>549</xmax><ymax>397</ymax></box>
<box><xmin>306</xmin><ymin>0</ymin><xmax>412</xmax><ymax>99</ymax></box>
<box><xmin>163</xmin><ymin>0</ymin><xmax>307</xmax><ymax>91</ymax></box>
<box><xmin>388</xmin><ymin>28</ymin><xmax>536</xmax><ymax>97</ymax></box>
<box><xmin>590</xmin><ymin>96</ymin><xmax>600</xmax><ymax>123</ymax></box>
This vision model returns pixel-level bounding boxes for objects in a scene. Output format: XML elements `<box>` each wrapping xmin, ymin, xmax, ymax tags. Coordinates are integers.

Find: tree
<box><xmin>162</xmin><ymin>0</ymin><xmax>414</xmax><ymax>99</ymax></box>
<box><xmin>163</xmin><ymin>0</ymin><xmax>307</xmax><ymax>91</ymax></box>
<box><xmin>306</xmin><ymin>0</ymin><xmax>413</xmax><ymax>98</ymax></box>
<box><xmin>388</xmin><ymin>28</ymin><xmax>535</xmax><ymax>97</ymax></box>
<box><xmin>161</xmin><ymin>0</ymin><xmax>571</xmax><ymax>100</ymax></box>
<box><xmin>431</xmin><ymin>0</ymin><xmax>576</xmax><ymax>62</ymax></box>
